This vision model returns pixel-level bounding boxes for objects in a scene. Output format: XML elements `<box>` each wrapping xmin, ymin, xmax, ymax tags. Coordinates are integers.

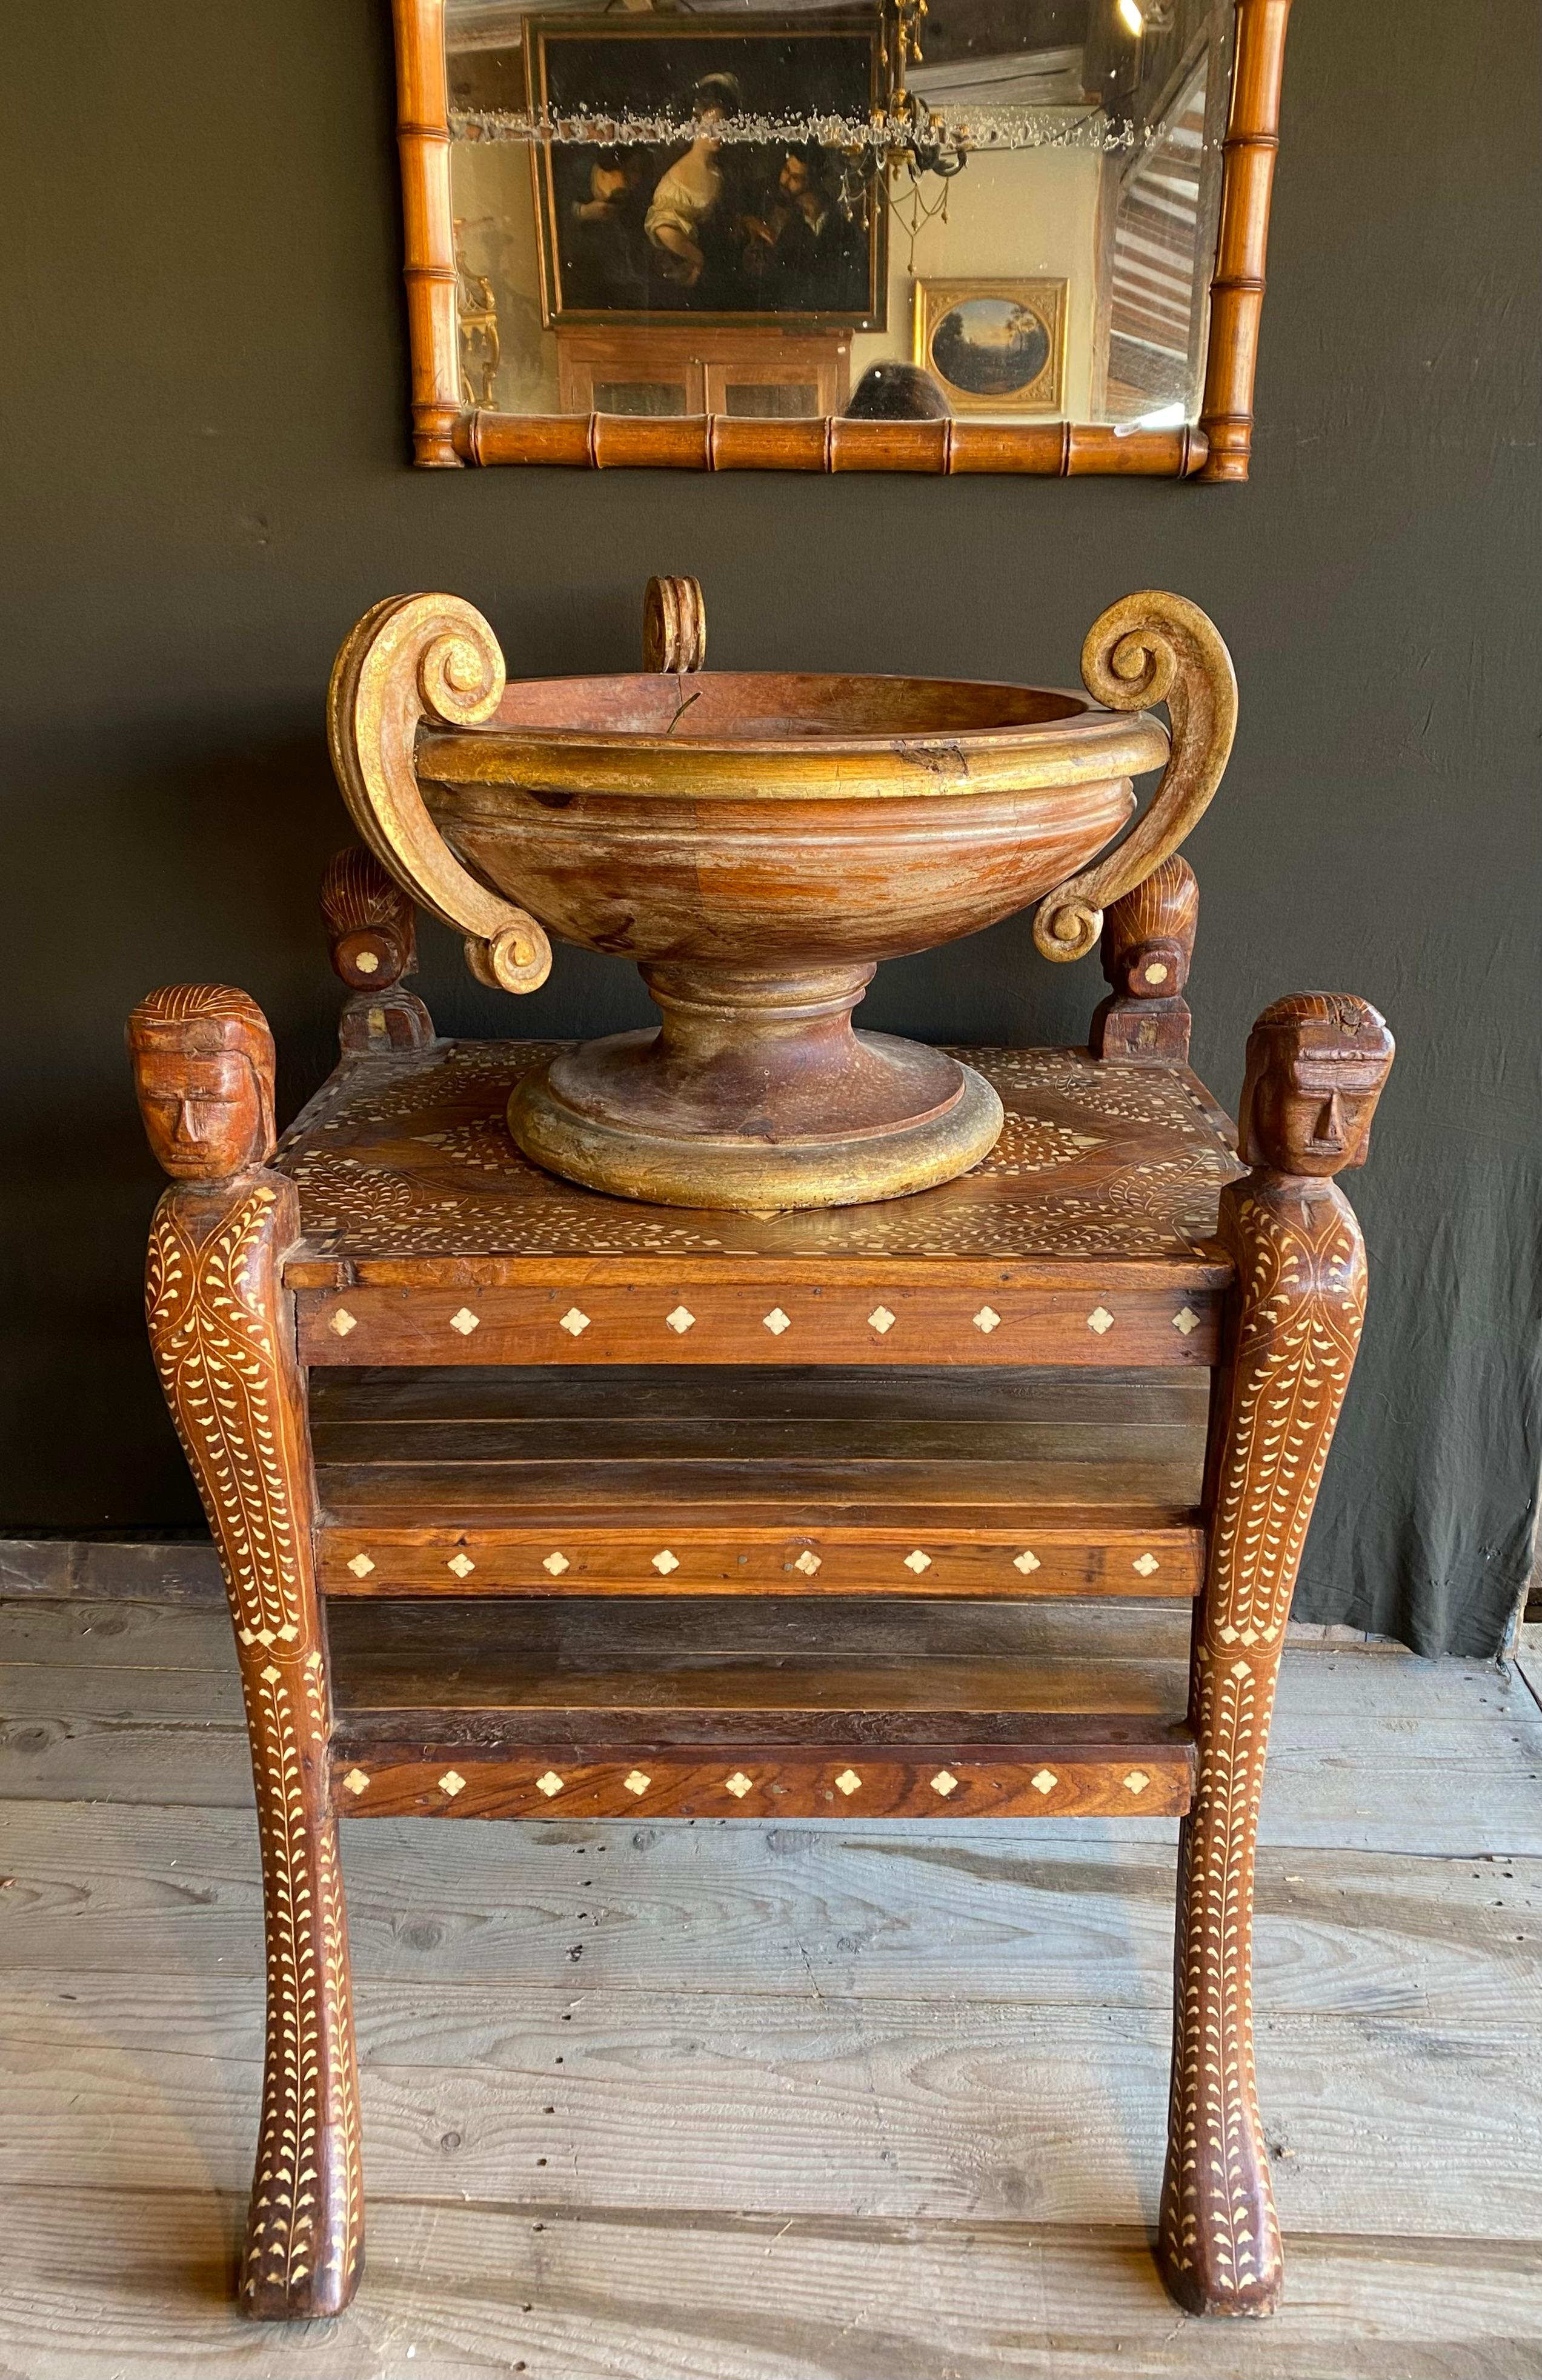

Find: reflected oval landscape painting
<box><xmin>931</xmin><ymin>298</ymin><xmax>1050</xmax><ymax>398</ymax></box>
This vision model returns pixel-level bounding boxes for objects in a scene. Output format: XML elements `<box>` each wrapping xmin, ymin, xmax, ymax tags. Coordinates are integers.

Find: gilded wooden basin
<box><xmin>328</xmin><ymin>581</ymin><xmax>1235</xmax><ymax>1209</ymax></box>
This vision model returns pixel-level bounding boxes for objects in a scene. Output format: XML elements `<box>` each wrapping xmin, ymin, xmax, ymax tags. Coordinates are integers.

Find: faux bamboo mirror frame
<box><xmin>393</xmin><ymin>0</ymin><xmax>1291</xmax><ymax>480</ymax></box>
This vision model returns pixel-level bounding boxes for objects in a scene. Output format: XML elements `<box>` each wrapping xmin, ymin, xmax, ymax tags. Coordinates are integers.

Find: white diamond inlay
<box><xmin>1173</xmin><ymin>1306</ymin><xmax>1200</xmax><ymax>1336</ymax></box>
<box><xmin>930</xmin><ymin>1768</ymin><xmax>959</xmax><ymax>1798</ymax></box>
<box><xmin>447</xmin><ymin>1553</ymin><xmax>476</xmax><ymax>1578</ymax></box>
<box><xmin>536</xmin><ymin>1770</ymin><xmax>565</xmax><ymax>1798</ymax></box>
<box><xmin>449</xmin><ymin>1307</ymin><xmax>480</xmax><ymax>1336</ymax></box>
<box><xmin>762</xmin><ymin>1307</ymin><xmax>791</xmax><ymax>1336</ymax></box>
<box><xmin>1230</xmin><ymin>1658</ymin><xmax>1253</xmax><ymax>1678</ymax></box>
<box><xmin>666</xmin><ymin>1305</ymin><xmax>696</xmax><ymax>1334</ymax></box>
<box><xmin>972</xmin><ymin>1305</ymin><xmax>1002</xmax><ymax>1334</ymax></box>
<box><xmin>260</xmin><ymin>1664</ymin><xmax>281</xmax><ymax>1683</ymax></box>
<box><xmin>1088</xmin><ymin>1305</ymin><xmax>1115</xmax><ymax>1335</ymax></box>
<box><xmin>342</xmin><ymin>1768</ymin><xmax>370</xmax><ymax>1796</ymax></box>
<box><xmin>724</xmin><ymin>1771</ymin><xmax>753</xmax><ymax>1799</ymax></box>
<box><xmin>329</xmin><ymin>1308</ymin><xmax>357</xmax><ymax>1338</ymax></box>
<box><xmin>1132</xmin><ymin>1553</ymin><xmax>1160</xmax><ymax>1577</ymax></box>
<box><xmin>623</xmin><ymin>1770</ymin><xmax>651</xmax><ymax>1796</ymax></box>
<box><xmin>1123</xmin><ymin>1770</ymin><xmax>1151</xmax><ymax>1796</ymax></box>
<box><xmin>835</xmin><ymin>1768</ymin><xmax>862</xmax><ymax>1796</ymax></box>
<box><xmin>868</xmin><ymin>1305</ymin><xmax>896</xmax><ymax>1335</ymax></box>
<box><xmin>559</xmin><ymin>1307</ymin><xmax>591</xmax><ymax>1336</ymax></box>
<box><xmin>542</xmin><ymin>1550</ymin><xmax>571</xmax><ymax>1576</ymax></box>
<box><xmin>903</xmin><ymin>1549</ymin><xmax>932</xmax><ymax>1573</ymax></box>
<box><xmin>652</xmin><ymin>1548</ymin><xmax>680</xmax><ymax>1575</ymax></box>
<box><xmin>347</xmin><ymin>1553</ymin><xmax>376</xmax><ymax>1578</ymax></box>
<box><xmin>793</xmin><ymin>1549</ymin><xmax>822</xmax><ymax>1575</ymax></box>
<box><xmin>439</xmin><ymin>1769</ymin><xmax>467</xmax><ymax>1798</ymax></box>
<box><xmin>1013</xmin><ymin>1549</ymin><xmax>1042</xmax><ymax>1575</ymax></box>
<box><xmin>1031</xmin><ymin>1768</ymin><xmax>1058</xmax><ymax>1795</ymax></box>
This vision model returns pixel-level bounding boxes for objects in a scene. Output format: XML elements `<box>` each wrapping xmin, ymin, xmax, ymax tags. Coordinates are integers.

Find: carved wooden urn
<box><xmin>328</xmin><ymin>580</ymin><xmax>1235</xmax><ymax>1209</ymax></box>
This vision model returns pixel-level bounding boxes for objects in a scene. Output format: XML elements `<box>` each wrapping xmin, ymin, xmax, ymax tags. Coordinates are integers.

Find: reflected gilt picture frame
<box><xmin>914</xmin><ymin>279</ymin><xmax>1067</xmax><ymax>418</ymax></box>
<box><xmin>523</xmin><ymin>11</ymin><xmax>888</xmax><ymax>332</ymax></box>
<box><xmin>391</xmin><ymin>0</ymin><xmax>1295</xmax><ymax>481</ymax></box>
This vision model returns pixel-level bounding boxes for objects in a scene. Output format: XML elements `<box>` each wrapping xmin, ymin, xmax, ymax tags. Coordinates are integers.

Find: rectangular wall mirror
<box><xmin>394</xmin><ymin>0</ymin><xmax>1291</xmax><ymax>478</ymax></box>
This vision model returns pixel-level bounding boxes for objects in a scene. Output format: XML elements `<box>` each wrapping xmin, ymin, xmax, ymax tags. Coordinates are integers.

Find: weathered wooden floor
<box><xmin>1</xmin><ymin>1572</ymin><xmax>1539</xmax><ymax>2379</ymax></box>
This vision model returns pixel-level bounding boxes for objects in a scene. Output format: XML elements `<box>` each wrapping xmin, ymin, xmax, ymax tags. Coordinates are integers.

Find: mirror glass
<box><xmin>445</xmin><ymin>1</ymin><xmax>1234</xmax><ymax>430</ymax></box>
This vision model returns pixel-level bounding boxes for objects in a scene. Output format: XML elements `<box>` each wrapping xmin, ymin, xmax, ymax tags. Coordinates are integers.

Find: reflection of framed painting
<box><xmin>914</xmin><ymin>279</ymin><xmax>1068</xmax><ymax>416</ymax></box>
<box><xmin>523</xmin><ymin>12</ymin><xmax>886</xmax><ymax>330</ymax></box>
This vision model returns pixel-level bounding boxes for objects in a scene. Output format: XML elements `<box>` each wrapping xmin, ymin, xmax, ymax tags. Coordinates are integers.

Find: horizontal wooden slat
<box><xmin>323</xmin><ymin>1598</ymin><xmax>1189</xmax><ymax>1715</ymax></box>
<box><xmin>318</xmin><ymin>1457</ymin><xmax>1200</xmax><ymax>1517</ymax></box>
<box><xmin>317</xmin><ymin>1519</ymin><xmax>1203</xmax><ymax>1599</ymax></box>
<box><xmin>299</xmin><ymin>1282</ymin><xmax>1221</xmax><ymax>1368</ymax></box>
<box><xmin>313</xmin><ymin>1417</ymin><xmax>1201</xmax><ymax>1469</ymax></box>
<box><xmin>308</xmin><ymin>1363</ymin><xmax>1214</xmax><ymax>1427</ymax></box>
<box><xmin>329</xmin><ymin>1745</ymin><xmax>1194</xmax><ymax>1821</ymax></box>
<box><xmin>324</xmin><ymin>1598</ymin><xmax>1190</xmax><ymax>1816</ymax></box>
<box><xmin>313</xmin><ymin>1362</ymin><xmax>1208</xmax><ymax>1598</ymax></box>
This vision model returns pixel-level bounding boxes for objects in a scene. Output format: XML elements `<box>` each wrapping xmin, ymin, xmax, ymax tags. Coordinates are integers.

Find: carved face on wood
<box><xmin>128</xmin><ymin>985</ymin><xmax>276</xmax><ymax>1181</ymax></box>
<box><xmin>1239</xmin><ymin>993</ymin><xmax>1394</xmax><ymax>1177</ymax></box>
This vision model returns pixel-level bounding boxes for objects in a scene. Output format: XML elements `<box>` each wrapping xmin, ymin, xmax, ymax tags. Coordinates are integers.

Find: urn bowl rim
<box><xmin>416</xmin><ymin>668</ymin><xmax>1168</xmax><ymax>799</ymax></box>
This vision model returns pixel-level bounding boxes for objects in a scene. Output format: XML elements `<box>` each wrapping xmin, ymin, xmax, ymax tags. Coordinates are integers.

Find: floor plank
<box><xmin>1</xmin><ymin>1587</ymin><xmax>1538</xmax><ymax>2375</ymax></box>
<box><xmin>4</xmin><ymin>1975</ymin><xmax>1539</xmax><ymax>2242</ymax></box>
<box><xmin>2</xmin><ymin>1803</ymin><xmax>1537</xmax><ymax>2025</ymax></box>
<box><xmin>0</xmin><ymin>2192</ymin><xmax>1537</xmax><ymax>2380</ymax></box>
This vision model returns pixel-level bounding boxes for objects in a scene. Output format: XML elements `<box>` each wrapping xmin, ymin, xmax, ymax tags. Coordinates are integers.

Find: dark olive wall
<box><xmin>2</xmin><ymin>3</ymin><xmax>1537</xmax><ymax>1653</ymax></box>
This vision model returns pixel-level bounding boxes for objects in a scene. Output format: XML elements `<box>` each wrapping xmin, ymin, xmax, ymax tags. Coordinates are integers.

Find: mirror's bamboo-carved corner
<box><xmin>391</xmin><ymin>0</ymin><xmax>1292</xmax><ymax>480</ymax></box>
<box><xmin>1158</xmin><ymin>990</ymin><xmax>1394</xmax><ymax>2313</ymax></box>
<box><xmin>126</xmin><ymin>985</ymin><xmax>364</xmax><ymax>2320</ymax></box>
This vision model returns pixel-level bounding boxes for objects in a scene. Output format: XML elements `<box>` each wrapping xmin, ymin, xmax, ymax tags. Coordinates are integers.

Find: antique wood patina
<box><xmin>130</xmin><ymin>937</ymin><xmax>1391</xmax><ymax>2321</ymax></box>
<box><xmin>1091</xmin><ymin>855</ymin><xmax>1201</xmax><ymax>1064</ymax></box>
<box><xmin>1158</xmin><ymin>990</ymin><xmax>1395</xmax><ymax>2315</ymax></box>
<box><xmin>327</xmin><ymin>581</ymin><xmax>1235</xmax><ymax>1211</ymax></box>
<box><xmin>126</xmin><ymin>987</ymin><xmax>364</xmax><ymax>2319</ymax></box>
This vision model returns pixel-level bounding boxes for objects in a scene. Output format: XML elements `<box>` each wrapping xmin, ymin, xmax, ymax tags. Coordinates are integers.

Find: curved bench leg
<box><xmin>1158</xmin><ymin>992</ymin><xmax>1392</xmax><ymax>2315</ymax></box>
<box><xmin>131</xmin><ymin>986</ymin><xmax>364</xmax><ymax>2318</ymax></box>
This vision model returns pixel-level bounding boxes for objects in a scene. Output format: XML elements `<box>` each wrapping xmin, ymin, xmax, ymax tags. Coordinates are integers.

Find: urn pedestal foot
<box><xmin>507</xmin><ymin>960</ymin><xmax>1003</xmax><ymax>1210</ymax></box>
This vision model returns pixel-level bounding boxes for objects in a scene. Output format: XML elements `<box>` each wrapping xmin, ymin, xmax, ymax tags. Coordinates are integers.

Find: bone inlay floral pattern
<box><xmin>1158</xmin><ymin>1173</ymin><xmax>1374</xmax><ymax>2315</ymax></box>
<box><xmin>136</xmin><ymin>964</ymin><xmax>1389</xmax><ymax>2327</ymax></box>
<box><xmin>275</xmin><ymin>1042</ymin><xmax>1242</xmax><ymax>1266</ymax></box>
<box><xmin>144</xmin><ymin>1169</ymin><xmax>362</xmax><ymax>2318</ymax></box>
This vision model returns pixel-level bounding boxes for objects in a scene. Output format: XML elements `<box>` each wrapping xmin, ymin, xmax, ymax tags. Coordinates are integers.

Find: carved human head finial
<box><xmin>127</xmin><ymin>984</ymin><xmax>276</xmax><ymax>1181</ymax></box>
<box><xmin>321</xmin><ymin>847</ymin><xmax>417</xmax><ymax>990</ymax></box>
<box><xmin>1238</xmin><ymin>993</ymin><xmax>1394</xmax><ymax>1177</ymax></box>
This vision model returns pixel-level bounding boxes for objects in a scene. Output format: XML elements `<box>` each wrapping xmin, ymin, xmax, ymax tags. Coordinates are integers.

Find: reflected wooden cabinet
<box><xmin>556</xmin><ymin>327</ymin><xmax>851</xmax><ymax>421</ymax></box>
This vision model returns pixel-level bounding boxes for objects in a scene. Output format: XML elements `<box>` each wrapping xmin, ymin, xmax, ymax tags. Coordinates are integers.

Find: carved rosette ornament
<box><xmin>128</xmin><ymin>985</ymin><xmax>363</xmax><ymax>2319</ymax></box>
<box><xmin>1158</xmin><ymin>992</ymin><xmax>1394</xmax><ymax>2316</ymax></box>
<box><xmin>1036</xmin><ymin>593</ymin><xmax>1237</xmax><ymax>965</ymax></box>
